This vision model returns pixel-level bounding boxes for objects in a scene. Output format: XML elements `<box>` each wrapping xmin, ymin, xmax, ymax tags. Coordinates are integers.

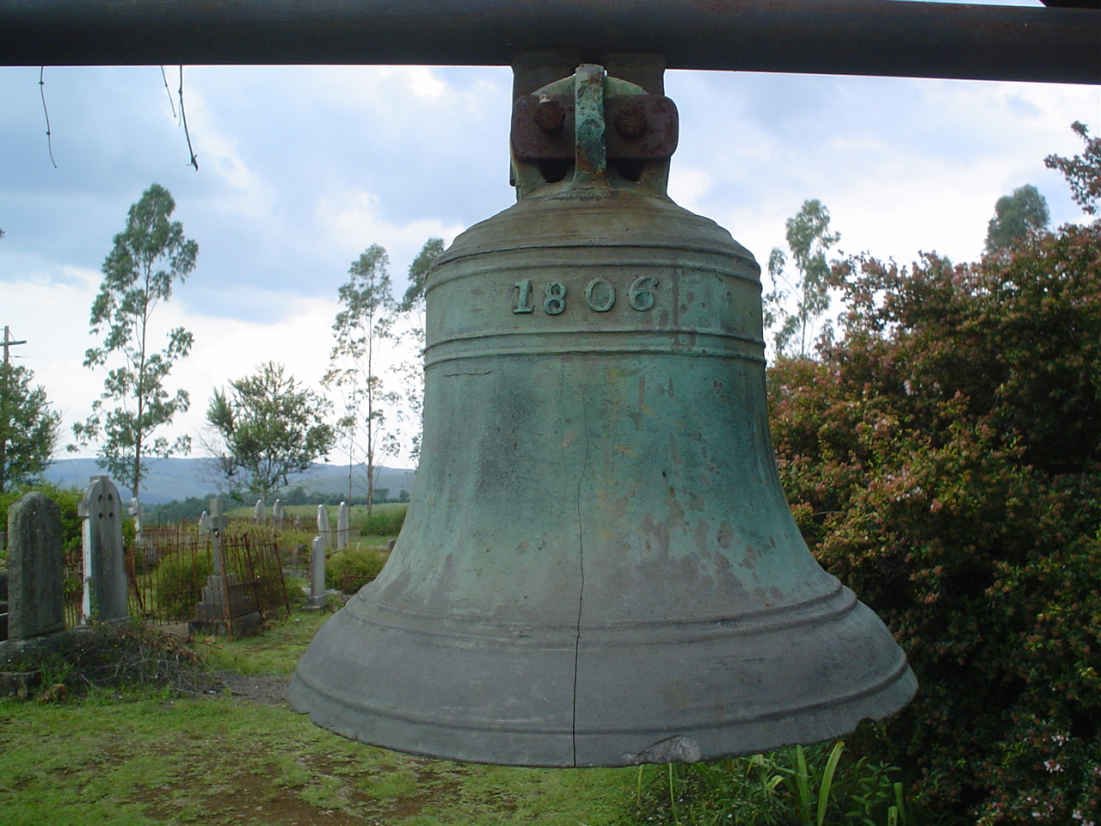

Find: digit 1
<box><xmin>513</xmin><ymin>279</ymin><xmax>534</xmax><ymax>314</ymax></box>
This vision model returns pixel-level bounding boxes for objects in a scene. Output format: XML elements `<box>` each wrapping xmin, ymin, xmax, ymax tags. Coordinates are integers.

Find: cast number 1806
<box><xmin>512</xmin><ymin>277</ymin><xmax>657</xmax><ymax>315</ymax></box>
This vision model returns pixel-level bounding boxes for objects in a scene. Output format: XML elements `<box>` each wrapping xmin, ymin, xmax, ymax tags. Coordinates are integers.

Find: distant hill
<box><xmin>41</xmin><ymin>457</ymin><xmax>416</xmax><ymax>505</ymax></box>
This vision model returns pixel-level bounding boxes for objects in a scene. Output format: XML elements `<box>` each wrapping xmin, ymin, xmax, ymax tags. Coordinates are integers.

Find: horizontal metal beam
<box><xmin>1</xmin><ymin>1</ymin><xmax>1100</xmax><ymax>84</ymax></box>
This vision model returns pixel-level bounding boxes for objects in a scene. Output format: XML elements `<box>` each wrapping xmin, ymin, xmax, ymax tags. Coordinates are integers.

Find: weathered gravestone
<box><xmin>306</xmin><ymin>504</ymin><xmax>331</xmax><ymax>610</ymax></box>
<box><xmin>316</xmin><ymin>504</ymin><xmax>330</xmax><ymax>549</ymax></box>
<box><xmin>336</xmin><ymin>501</ymin><xmax>349</xmax><ymax>550</ymax></box>
<box><xmin>129</xmin><ymin>496</ymin><xmax>156</xmax><ymax>568</ymax></box>
<box><xmin>191</xmin><ymin>497</ymin><xmax>261</xmax><ymax>637</ymax></box>
<box><xmin>253</xmin><ymin>498</ymin><xmax>264</xmax><ymax>524</ymax></box>
<box><xmin>78</xmin><ymin>476</ymin><xmax>129</xmax><ymax>624</ymax></box>
<box><xmin>272</xmin><ymin>499</ymin><xmax>284</xmax><ymax>530</ymax></box>
<box><xmin>307</xmin><ymin>536</ymin><xmax>327</xmax><ymax>610</ymax></box>
<box><xmin>5</xmin><ymin>493</ymin><xmax>65</xmax><ymax>641</ymax></box>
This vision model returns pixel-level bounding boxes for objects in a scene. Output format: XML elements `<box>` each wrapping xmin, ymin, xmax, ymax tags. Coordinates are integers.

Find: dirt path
<box><xmin>215</xmin><ymin>670</ymin><xmax>291</xmax><ymax>705</ymax></box>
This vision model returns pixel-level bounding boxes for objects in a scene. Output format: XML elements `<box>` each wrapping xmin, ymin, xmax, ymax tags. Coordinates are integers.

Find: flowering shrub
<box><xmin>766</xmin><ymin>219</ymin><xmax>1101</xmax><ymax>823</ymax></box>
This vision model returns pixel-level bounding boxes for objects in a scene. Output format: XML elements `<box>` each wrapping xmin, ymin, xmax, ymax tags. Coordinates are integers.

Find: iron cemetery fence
<box><xmin>62</xmin><ymin>521</ymin><xmax>291</xmax><ymax>631</ymax></box>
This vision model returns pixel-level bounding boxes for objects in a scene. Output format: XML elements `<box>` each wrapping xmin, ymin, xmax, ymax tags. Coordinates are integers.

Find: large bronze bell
<box><xmin>289</xmin><ymin>59</ymin><xmax>916</xmax><ymax>767</ymax></box>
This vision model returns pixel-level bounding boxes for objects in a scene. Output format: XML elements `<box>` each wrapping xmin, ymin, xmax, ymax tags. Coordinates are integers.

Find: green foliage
<box><xmin>325</xmin><ymin>547</ymin><xmax>389</xmax><ymax>593</ymax></box>
<box><xmin>984</xmin><ymin>184</ymin><xmax>1049</xmax><ymax>254</ymax></box>
<box><xmin>356</xmin><ymin>503</ymin><xmax>406</xmax><ymax>537</ymax></box>
<box><xmin>206</xmin><ymin>361</ymin><xmax>336</xmax><ymax>500</ymax></box>
<box><xmin>72</xmin><ymin>183</ymin><xmax>197</xmax><ymax>500</ymax></box>
<box><xmin>401</xmin><ymin>236</ymin><xmax>445</xmax><ymax>311</ymax></box>
<box><xmin>152</xmin><ymin>550</ymin><xmax>212</xmax><ymax>620</ymax></box>
<box><xmin>765</xmin><ymin>199</ymin><xmax>840</xmax><ymax>358</ymax></box>
<box><xmin>767</xmin><ymin>216</ymin><xmax>1101</xmax><ymax>822</ymax></box>
<box><xmin>146</xmin><ymin>495</ymin><xmax>208</xmax><ymax>524</ymax></box>
<box><xmin>1045</xmin><ymin>120</ymin><xmax>1101</xmax><ymax>215</ymax></box>
<box><xmin>0</xmin><ymin>356</ymin><xmax>61</xmax><ymax>494</ymax></box>
<box><xmin>625</xmin><ymin>741</ymin><xmax>906</xmax><ymax>826</ymax></box>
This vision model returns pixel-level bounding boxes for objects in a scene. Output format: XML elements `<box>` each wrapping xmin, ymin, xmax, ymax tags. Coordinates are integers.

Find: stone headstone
<box><xmin>78</xmin><ymin>476</ymin><xmax>128</xmax><ymax>624</ymax></box>
<box><xmin>308</xmin><ymin>535</ymin><xmax>327</xmax><ymax>609</ymax></box>
<box><xmin>337</xmin><ymin>501</ymin><xmax>349</xmax><ymax>550</ymax></box>
<box><xmin>192</xmin><ymin>495</ymin><xmax>261</xmax><ymax>637</ymax></box>
<box><xmin>316</xmin><ymin>505</ymin><xmax>330</xmax><ymax>551</ymax></box>
<box><xmin>203</xmin><ymin>496</ymin><xmax>227</xmax><ymax>577</ymax></box>
<box><xmin>129</xmin><ymin>496</ymin><xmax>157</xmax><ymax>567</ymax></box>
<box><xmin>272</xmin><ymin>499</ymin><xmax>284</xmax><ymax>530</ymax></box>
<box><xmin>6</xmin><ymin>492</ymin><xmax>65</xmax><ymax>640</ymax></box>
<box><xmin>253</xmin><ymin>498</ymin><xmax>264</xmax><ymax>524</ymax></box>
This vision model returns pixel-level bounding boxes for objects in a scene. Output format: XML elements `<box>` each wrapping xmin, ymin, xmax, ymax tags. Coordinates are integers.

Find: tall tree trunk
<box><xmin>365</xmin><ymin>307</ymin><xmax>375</xmax><ymax>516</ymax></box>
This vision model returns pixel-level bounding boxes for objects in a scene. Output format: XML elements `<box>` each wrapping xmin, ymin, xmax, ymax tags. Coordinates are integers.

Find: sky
<box><xmin>1</xmin><ymin>0</ymin><xmax>1099</xmax><ymax>471</ymax></box>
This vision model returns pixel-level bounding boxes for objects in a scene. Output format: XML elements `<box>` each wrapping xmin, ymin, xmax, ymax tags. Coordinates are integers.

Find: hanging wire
<box><xmin>160</xmin><ymin>65</ymin><xmax>178</xmax><ymax>120</ymax></box>
<box><xmin>177</xmin><ymin>65</ymin><xmax>198</xmax><ymax>170</ymax></box>
<box><xmin>38</xmin><ymin>67</ymin><xmax>57</xmax><ymax>168</ymax></box>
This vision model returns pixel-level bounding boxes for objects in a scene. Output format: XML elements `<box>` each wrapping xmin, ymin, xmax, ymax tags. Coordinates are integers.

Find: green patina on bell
<box><xmin>289</xmin><ymin>61</ymin><xmax>916</xmax><ymax>767</ymax></box>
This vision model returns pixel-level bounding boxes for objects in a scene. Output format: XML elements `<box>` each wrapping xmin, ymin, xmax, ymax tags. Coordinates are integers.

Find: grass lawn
<box><xmin>0</xmin><ymin>609</ymin><xmax>642</xmax><ymax>825</ymax></box>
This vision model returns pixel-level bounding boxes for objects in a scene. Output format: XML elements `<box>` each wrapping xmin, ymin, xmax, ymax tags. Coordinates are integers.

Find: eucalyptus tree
<box><xmin>764</xmin><ymin>198</ymin><xmax>840</xmax><ymax>359</ymax></box>
<box><xmin>985</xmin><ymin>184</ymin><xmax>1050</xmax><ymax>254</ymax></box>
<box><xmin>325</xmin><ymin>244</ymin><xmax>401</xmax><ymax>511</ymax></box>
<box><xmin>73</xmin><ymin>183</ymin><xmax>197</xmax><ymax>501</ymax></box>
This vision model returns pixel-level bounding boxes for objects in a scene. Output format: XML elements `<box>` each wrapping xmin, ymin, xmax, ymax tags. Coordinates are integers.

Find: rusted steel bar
<box><xmin>1</xmin><ymin>1</ymin><xmax>1099</xmax><ymax>84</ymax></box>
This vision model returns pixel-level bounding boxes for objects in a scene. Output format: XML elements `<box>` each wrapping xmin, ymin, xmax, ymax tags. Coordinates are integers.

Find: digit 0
<box><xmin>585</xmin><ymin>278</ymin><xmax>616</xmax><ymax>312</ymax></box>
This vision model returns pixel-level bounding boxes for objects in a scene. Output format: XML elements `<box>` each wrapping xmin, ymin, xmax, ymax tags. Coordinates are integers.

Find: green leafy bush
<box><xmin>326</xmin><ymin>548</ymin><xmax>388</xmax><ymax>594</ymax></box>
<box><xmin>767</xmin><ymin>219</ymin><xmax>1101</xmax><ymax>823</ymax></box>
<box><xmin>269</xmin><ymin>526</ymin><xmax>313</xmax><ymax>568</ymax></box>
<box><xmin>152</xmin><ymin>550</ymin><xmax>213</xmax><ymax>620</ymax></box>
<box><xmin>625</xmin><ymin>740</ymin><xmax>906</xmax><ymax>826</ymax></box>
<box><xmin>357</xmin><ymin>506</ymin><xmax>406</xmax><ymax>538</ymax></box>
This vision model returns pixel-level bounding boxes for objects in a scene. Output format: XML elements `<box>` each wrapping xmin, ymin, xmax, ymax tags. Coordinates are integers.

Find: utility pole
<box><xmin>2</xmin><ymin>325</ymin><xmax>27</xmax><ymax>367</ymax></box>
<box><xmin>1</xmin><ymin>325</ymin><xmax>28</xmax><ymax>494</ymax></box>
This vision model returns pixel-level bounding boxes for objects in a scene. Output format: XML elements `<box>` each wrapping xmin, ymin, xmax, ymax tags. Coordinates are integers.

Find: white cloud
<box><xmin>314</xmin><ymin>188</ymin><xmax>466</xmax><ymax>289</ymax></box>
<box><xmin>668</xmin><ymin>166</ymin><xmax>714</xmax><ymax>213</ymax></box>
<box><xmin>8</xmin><ymin>266</ymin><xmax>421</xmax><ymax>468</ymax></box>
<box><xmin>180</xmin><ymin>70</ymin><xmax>276</xmax><ymax>221</ymax></box>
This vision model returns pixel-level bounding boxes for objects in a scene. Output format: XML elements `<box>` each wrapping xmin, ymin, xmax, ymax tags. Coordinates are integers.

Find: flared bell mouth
<box><xmin>289</xmin><ymin>580</ymin><xmax>916</xmax><ymax>767</ymax></box>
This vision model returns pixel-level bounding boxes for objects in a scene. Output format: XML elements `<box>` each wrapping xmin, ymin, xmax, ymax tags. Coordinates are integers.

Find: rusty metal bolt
<box><xmin>614</xmin><ymin>102</ymin><xmax>648</xmax><ymax>140</ymax></box>
<box><xmin>534</xmin><ymin>97</ymin><xmax>565</xmax><ymax>133</ymax></box>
